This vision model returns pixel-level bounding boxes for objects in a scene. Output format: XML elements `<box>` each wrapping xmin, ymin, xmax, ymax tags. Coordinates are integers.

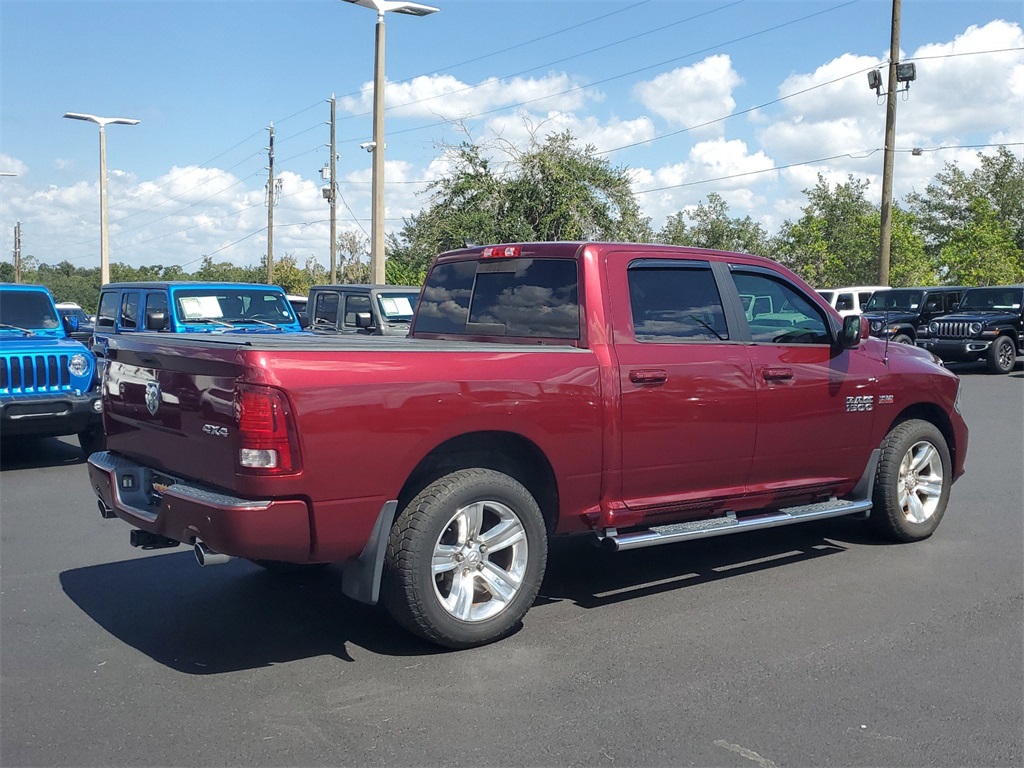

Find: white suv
<box><xmin>817</xmin><ymin>285</ymin><xmax>890</xmax><ymax>317</ymax></box>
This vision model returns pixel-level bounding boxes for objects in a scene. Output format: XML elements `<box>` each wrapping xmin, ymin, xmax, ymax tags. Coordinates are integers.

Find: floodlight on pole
<box><xmin>340</xmin><ymin>0</ymin><xmax>439</xmax><ymax>285</ymax></box>
<box><xmin>63</xmin><ymin>112</ymin><xmax>141</xmax><ymax>286</ymax></box>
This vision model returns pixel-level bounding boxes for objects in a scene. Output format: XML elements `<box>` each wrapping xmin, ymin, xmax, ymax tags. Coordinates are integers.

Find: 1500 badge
<box><xmin>846</xmin><ymin>395</ymin><xmax>874</xmax><ymax>412</ymax></box>
<box><xmin>202</xmin><ymin>424</ymin><xmax>229</xmax><ymax>438</ymax></box>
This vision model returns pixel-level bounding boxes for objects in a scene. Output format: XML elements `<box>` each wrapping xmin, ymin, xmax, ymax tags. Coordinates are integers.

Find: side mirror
<box><xmin>950</xmin><ymin>302</ymin><xmax>959</xmax><ymax>311</ymax></box>
<box><xmin>145</xmin><ymin>309</ymin><xmax>169</xmax><ymax>331</ymax></box>
<box><xmin>840</xmin><ymin>315</ymin><xmax>868</xmax><ymax>349</ymax></box>
<box><xmin>61</xmin><ymin>314</ymin><xmax>80</xmax><ymax>334</ymax></box>
<box><xmin>297</xmin><ymin>311</ymin><xmax>310</xmax><ymax>329</ymax></box>
<box><xmin>355</xmin><ymin>312</ymin><xmax>374</xmax><ymax>329</ymax></box>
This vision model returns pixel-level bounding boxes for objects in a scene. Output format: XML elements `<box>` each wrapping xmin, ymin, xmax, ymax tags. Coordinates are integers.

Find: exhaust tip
<box><xmin>194</xmin><ymin>541</ymin><xmax>233</xmax><ymax>567</ymax></box>
<box><xmin>98</xmin><ymin>499</ymin><xmax>117</xmax><ymax>519</ymax></box>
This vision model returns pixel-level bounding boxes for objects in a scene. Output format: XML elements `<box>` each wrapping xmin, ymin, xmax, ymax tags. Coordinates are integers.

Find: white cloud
<box><xmin>633</xmin><ymin>55</ymin><xmax>742</xmax><ymax>137</ymax></box>
<box><xmin>339</xmin><ymin>72</ymin><xmax>597</xmax><ymax>121</ymax></box>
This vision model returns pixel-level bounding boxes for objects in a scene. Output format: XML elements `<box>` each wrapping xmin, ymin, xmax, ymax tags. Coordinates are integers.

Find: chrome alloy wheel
<box><xmin>431</xmin><ymin>500</ymin><xmax>528</xmax><ymax>623</ymax></box>
<box><xmin>898</xmin><ymin>440</ymin><xmax>945</xmax><ymax>524</ymax></box>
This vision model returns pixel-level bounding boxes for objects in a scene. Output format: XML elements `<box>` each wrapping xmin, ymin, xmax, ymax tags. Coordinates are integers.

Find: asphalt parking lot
<box><xmin>1</xmin><ymin>362</ymin><xmax>1021</xmax><ymax>767</ymax></box>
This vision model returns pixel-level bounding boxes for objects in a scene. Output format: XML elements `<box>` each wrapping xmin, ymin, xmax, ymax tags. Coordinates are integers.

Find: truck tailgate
<box><xmin>103</xmin><ymin>336</ymin><xmax>246</xmax><ymax>487</ymax></box>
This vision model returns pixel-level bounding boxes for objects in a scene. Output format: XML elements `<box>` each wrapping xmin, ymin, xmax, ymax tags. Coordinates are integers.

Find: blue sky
<box><xmin>1</xmin><ymin>0</ymin><xmax>1022</xmax><ymax>276</ymax></box>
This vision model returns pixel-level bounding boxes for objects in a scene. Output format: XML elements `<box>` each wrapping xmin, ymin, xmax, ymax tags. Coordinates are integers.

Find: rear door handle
<box><xmin>762</xmin><ymin>367</ymin><xmax>793</xmax><ymax>382</ymax></box>
<box><xmin>629</xmin><ymin>369</ymin><xmax>667</xmax><ymax>385</ymax></box>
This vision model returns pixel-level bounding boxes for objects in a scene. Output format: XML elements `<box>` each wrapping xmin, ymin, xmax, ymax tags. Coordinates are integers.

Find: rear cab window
<box><xmin>415</xmin><ymin>257</ymin><xmax>579</xmax><ymax>340</ymax></box>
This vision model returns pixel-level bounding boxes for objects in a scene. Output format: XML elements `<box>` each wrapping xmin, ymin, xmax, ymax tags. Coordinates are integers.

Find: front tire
<box><xmin>891</xmin><ymin>333</ymin><xmax>913</xmax><ymax>345</ymax></box>
<box><xmin>986</xmin><ymin>335</ymin><xmax>1016</xmax><ymax>374</ymax></box>
<box><xmin>381</xmin><ymin>469</ymin><xmax>548</xmax><ymax>649</ymax></box>
<box><xmin>869</xmin><ymin>419</ymin><xmax>951</xmax><ymax>542</ymax></box>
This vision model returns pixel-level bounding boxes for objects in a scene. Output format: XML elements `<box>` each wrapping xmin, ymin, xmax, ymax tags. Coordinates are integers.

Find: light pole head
<box><xmin>64</xmin><ymin>112</ymin><xmax>141</xmax><ymax>128</ymax></box>
<box><xmin>340</xmin><ymin>0</ymin><xmax>439</xmax><ymax>16</ymax></box>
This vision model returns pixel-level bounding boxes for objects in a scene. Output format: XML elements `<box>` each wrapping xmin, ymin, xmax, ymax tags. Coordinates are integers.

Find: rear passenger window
<box><xmin>344</xmin><ymin>295</ymin><xmax>371</xmax><ymax>328</ymax></box>
<box><xmin>835</xmin><ymin>293</ymin><xmax>854</xmax><ymax>311</ymax></box>
<box><xmin>628</xmin><ymin>261</ymin><xmax>728</xmax><ymax>342</ymax></box>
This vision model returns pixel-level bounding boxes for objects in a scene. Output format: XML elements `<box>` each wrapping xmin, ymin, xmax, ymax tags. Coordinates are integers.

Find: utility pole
<box><xmin>877</xmin><ymin>0</ymin><xmax>902</xmax><ymax>286</ymax></box>
<box><xmin>329</xmin><ymin>96</ymin><xmax>338</xmax><ymax>284</ymax></box>
<box><xmin>265</xmin><ymin>123</ymin><xmax>279</xmax><ymax>285</ymax></box>
<box><xmin>13</xmin><ymin>221</ymin><xmax>21</xmax><ymax>283</ymax></box>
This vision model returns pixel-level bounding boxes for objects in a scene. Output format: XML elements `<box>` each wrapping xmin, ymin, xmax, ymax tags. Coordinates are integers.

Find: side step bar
<box><xmin>599</xmin><ymin>498</ymin><xmax>872</xmax><ymax>552</ymax></box>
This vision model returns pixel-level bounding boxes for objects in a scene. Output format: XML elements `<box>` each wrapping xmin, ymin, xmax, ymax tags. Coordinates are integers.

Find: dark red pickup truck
<box><xmin>88</xmin><ymin>242</ymin><xmax>968</xmax><ymax>648</ymax></box>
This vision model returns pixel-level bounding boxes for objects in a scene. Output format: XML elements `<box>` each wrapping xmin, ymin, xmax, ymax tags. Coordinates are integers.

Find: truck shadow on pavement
<box><xmin>60</xmin><ymin>553</ymin><xmax>437</xmax><ymax>672</ymax></box>
<box><xmin>61</xmin><ymin>517</ymin><xmax>873</xmax><ymax>672</ymax></box>
<box><xmin>539</xmin><ymin>516</ymin><xmax>872</xmax><ymax>610</ymax></box>
<box><xmin>0</xmin><ymin>436</ymin><xmax>86</xmax><ymax>471</ymax></box>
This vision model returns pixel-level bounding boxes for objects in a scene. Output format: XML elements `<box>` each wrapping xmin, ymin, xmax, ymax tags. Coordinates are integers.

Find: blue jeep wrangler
<box><xmin>91</xmin><ymin>281</ymin><xmax>308</xmax><ymax>366</ymax></box>
<box><xmin>1</xmin><ymin>283</ymin><xmax>104</xmax><ymax>455</ymax></box>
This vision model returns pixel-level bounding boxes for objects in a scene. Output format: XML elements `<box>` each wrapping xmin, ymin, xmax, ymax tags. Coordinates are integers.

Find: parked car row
<box><xmin>819</xmin><ymin>282</ymin><xmax>1023</xmax><ymax>375</ymax></box>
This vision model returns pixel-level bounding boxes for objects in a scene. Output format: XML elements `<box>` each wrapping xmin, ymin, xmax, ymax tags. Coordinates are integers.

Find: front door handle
<box><xmin>762</xmin><ymin>367</ymin><xmax>793</xmax><ymax>382</ymax></box>
<box><xmin>629</xmin><ymin>368</ymin><xmax>667</xmax><ymax>385</ymax></box>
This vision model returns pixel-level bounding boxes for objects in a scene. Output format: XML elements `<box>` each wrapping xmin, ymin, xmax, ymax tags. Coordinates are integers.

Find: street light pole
<box><xmin>341</xmin><ymin>0</ymin><xmax>438</xmax><ymax>285</ymax></box>
<box><xmin>64</xmin><ymin>112</ymin><xmax>140</xmax><ymax>286</ymax></box>
<box><xmin>371</xmin><ymin>10</ymin><xmax>387</xmax><ymax>284</ymax></box>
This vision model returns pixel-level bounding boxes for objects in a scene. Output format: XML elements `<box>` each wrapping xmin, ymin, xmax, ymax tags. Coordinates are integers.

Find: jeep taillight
<box><xmin>235</xmin><ymin>384</ymin><xmax>300</xmax><ymax>474</ymax></box>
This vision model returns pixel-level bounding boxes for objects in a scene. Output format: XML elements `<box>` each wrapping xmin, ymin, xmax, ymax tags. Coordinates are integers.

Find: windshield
<box><xmin>957</xmin><ymin>287</ymin><xmax>1024</xmax><ymax>312</ymax></box>
<box><xmin>376</xmin><ymin>291</ymin><xmax>418</xmax><ymax>322</ymax></box>
<box><xmin>174</xmin><ymin>288</ymin><xmax>297</xmax><ymax>325</ymax></box>
<box><xmin>0</xmin><ymin>290</ymin><xmax>60</xmax><ymax>330</ymax></box>
<box><xmin>865</xmin><ymin>290</ymin><xmax>923</xmax><ymax>311</ymax></box>
<box><xmin>60</xmin><ymin>307</ymin><xmax>90</xmax><ymax>323</ymax></box>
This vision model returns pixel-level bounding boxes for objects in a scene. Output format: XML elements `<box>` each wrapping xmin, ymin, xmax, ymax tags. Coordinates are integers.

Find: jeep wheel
<box><xmin>869</xmin><ymin>419</ymin><xmax>951</xmax><ymax>542</ymax></box>
<box><xmin>77</xmin><ymin>424</ymin><xmax>106</xmax><ymax>457</ymax></box>
<box><xmin>986</xmin><ymin>335</ymin><xmax>1016</xmax><ymax>374</ymax></box>
<box><xmin>891</xmin><ymin>333</ymin><xmax>913</xmax><ymax>345</ymax></box>
<box><xmin>381</xmin><ymin>468</ymin><xmax>548</xmax><ymax>649</ymax></box>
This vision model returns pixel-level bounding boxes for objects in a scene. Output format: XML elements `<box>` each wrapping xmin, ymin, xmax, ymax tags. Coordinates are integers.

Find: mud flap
<box><xmin>341</xmin><ymin>501</ymin><xmax>397</xmax><ymax>605</ymax></box>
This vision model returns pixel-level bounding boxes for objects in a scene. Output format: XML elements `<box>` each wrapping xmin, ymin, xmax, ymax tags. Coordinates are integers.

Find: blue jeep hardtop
<box><xmin>1</xmin><ymin>283</ymin><xmax>104</xmax><ymax>455</ymax></box>
<box><xmin>95</xmin><ymin>281</ymin><xmax>307</xmax><ymax>336</ymax></box>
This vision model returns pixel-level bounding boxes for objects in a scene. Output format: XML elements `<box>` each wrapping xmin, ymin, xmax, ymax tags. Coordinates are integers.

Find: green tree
<box><xmin>776</xmin><ymin>175</ymin><xmax>878</xmax><ymax>287</ymax></box>
<box><xmin>337</xmin><ymin>231</ymin><xmax>371</xmax><ymax>284</ymax></box>
<box><xmin>909</xmin><ymin>147</ymin><xmax>1024</xmax><ymax>258</ymax></box>
<box><xmin>939</xmin><ymin>197</ymin><xmax>1024</xmax><ymax>286</ymax></box>
<box><xmin>658</xmin><ymin>193</ymin><xmax>771</xmax><ymax>255</ymax></box>
<box><xmin>388</xmin><ymin>130</ymin><xmax>652</xmax><ymax>284</ymax></box>
<box><xmin>776</xmin><ymin>174</ymin><xmax>930</xmax><ymax>288</ymax></box>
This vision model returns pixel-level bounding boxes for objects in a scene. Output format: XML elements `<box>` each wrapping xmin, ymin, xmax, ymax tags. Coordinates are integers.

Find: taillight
<box><xmin>235</xmin><ymin>384</ymin><xmax>300</xmax><ymax>474</ymax></box>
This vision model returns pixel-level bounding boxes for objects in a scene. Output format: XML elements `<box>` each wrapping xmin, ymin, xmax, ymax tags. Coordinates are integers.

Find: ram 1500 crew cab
<box><xmin>87</xmin><ymin>243</ymin><xmax>968</xmax><ymax>648</ymax></box>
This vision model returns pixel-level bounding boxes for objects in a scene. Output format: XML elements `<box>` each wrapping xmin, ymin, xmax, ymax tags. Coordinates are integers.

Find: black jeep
<box><xmin>918</xmin><ymin>285</ymin><xmax>1024</xmax><ymax>374</ymax></box>
<box><xmin>862</xmin><ymin>286</ymin><xmax>966</xmax><ymax>345</ymax></box>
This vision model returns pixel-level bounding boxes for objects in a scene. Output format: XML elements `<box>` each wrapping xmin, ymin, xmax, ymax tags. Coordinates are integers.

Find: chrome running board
<box><xmin>599</xmin><ymin>498</ymin><xmax>872</xmax><ymax>552</ymax></box>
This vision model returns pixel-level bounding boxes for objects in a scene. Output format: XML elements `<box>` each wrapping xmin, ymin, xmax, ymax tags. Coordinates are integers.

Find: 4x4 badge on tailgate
<box><xmin>145</xmin><ymin>381</ymin><xmax>160</xmax><ymax>415</ymax></box>
<box><xmin>202</xmin><ymin>424</ymin><xmax>229</xmax><ymax>438</ymax></box>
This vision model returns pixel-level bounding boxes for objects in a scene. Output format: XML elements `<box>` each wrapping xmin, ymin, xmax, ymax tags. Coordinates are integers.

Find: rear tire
<box><xmin>869</xmin><ymin>419</ymin><xmax>951</xmax><ymax>542</ymax></box>
<box><xmin>77</xmin><ymin>424</ymin><xmax>106</xmax><ymax>457</ymax></box>
<box><xmin>986</xmin><ymin>336</ymin><xmax>1016</xmax><ymax>374</ymax></box>
<box><xmin>381</xmin><ymin>468</ymin><xmax>548</xmax><ymax>649</ymax></box>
